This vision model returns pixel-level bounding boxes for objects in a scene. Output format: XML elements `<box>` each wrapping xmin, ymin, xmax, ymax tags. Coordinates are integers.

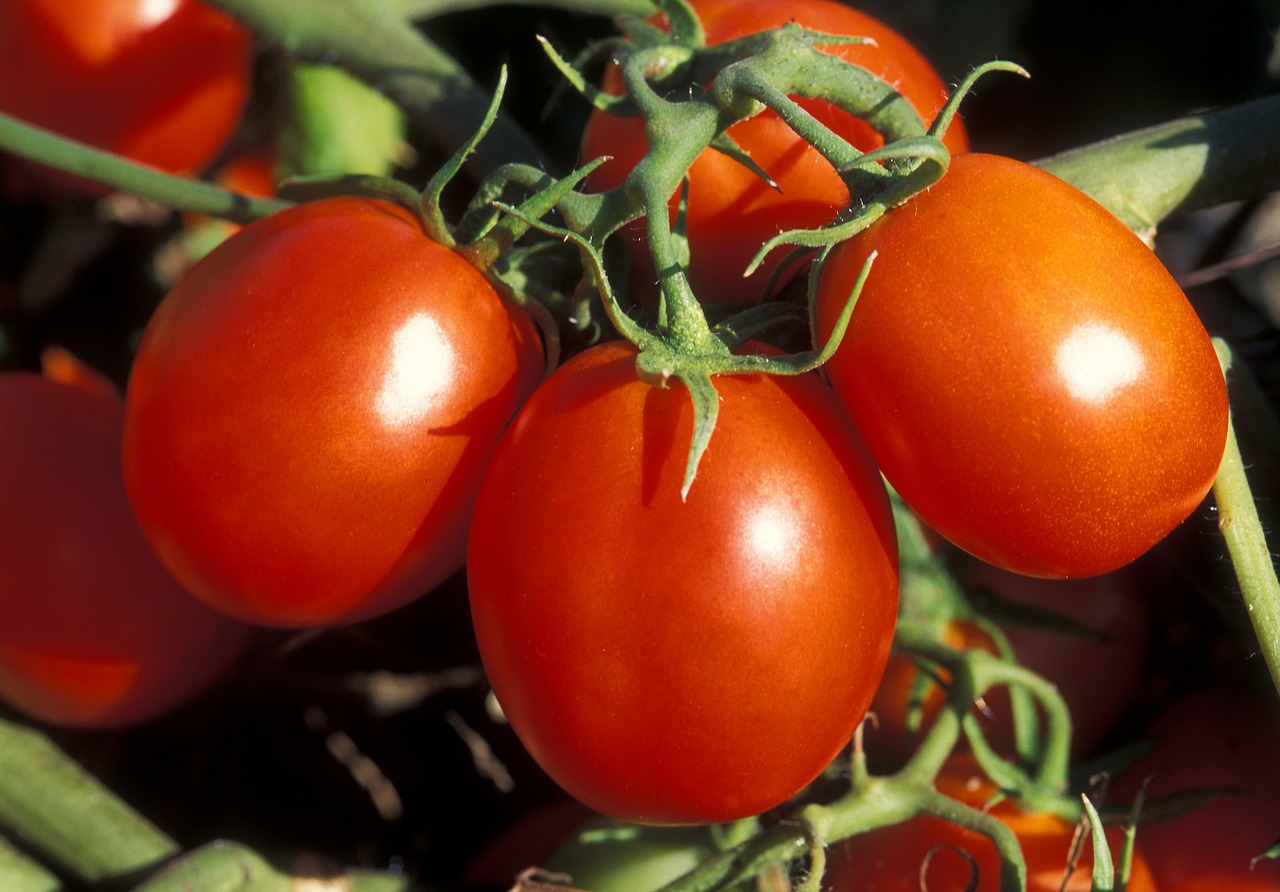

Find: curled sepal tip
<box><xmin>420</xmin><ymin>65</ymin><xmax>510</xmax><ymax>247</ymax></box>
<box><xmin>930</xmin><ymin>59</ymin><xmax>1030</xmax><ymax>145</ymax></box>
<box><xmin>538</xmin><ymin>35</ymin><xmax>634</xmax><ymax>117</ymax></box>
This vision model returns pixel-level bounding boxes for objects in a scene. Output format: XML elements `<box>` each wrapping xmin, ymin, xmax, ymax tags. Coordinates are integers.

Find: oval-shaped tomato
<box><xmin>123</xmin><ymin>197</ymin><xmax>542</xmax><ymax>628</ymax></box>
<box><xmin>827</xmin><ymin>757</ymin><xmax>1159</xmax><ymax>891</ymax></box>
<box><xmin>0</xmin><ymin>0</ymin><xmax>251</xmax><ymax>193</ymax></box>
<box><xmin>816</xmin><ymin>152</ymin><xmax>1228</xmax><ymax>578</ymax></box>
<box><xmin>467</xmin><ymin>341</ymin><xmax>899</xmax><ymax>824</ymax></box>
<box><xmin>0</xmin><ymin>374</ymin><xmax>252</xmax><ymax>728</ymax></box>
<box><xmin>869</xmin><ymin>564</ymin><xmax>1150</xmax><ymax>765</ymax></box>
<box><xmin>1112</xmin><ymin>685</ymin><xmax>1280</xmax><ymax>891</ymax></box>
<box><xmin>581</xmin><ymin>0</ymin><xmax>967</xmax><ymax>303</ymax></box>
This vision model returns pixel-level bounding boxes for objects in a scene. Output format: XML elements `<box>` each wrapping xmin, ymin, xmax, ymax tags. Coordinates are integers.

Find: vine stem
<box><xmin>0</xmin><ymin>112</ymin><xmax>291</xmax><ymax>220</ymax></box>
<box><xmin>1211</xmin><ymin>338</ymin><xmax>1280</xmax><ymax>698</ymax></box>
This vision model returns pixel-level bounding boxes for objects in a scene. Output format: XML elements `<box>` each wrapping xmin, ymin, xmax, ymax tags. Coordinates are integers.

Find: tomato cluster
<box><xmin>0</xmin><ymin>0</ymin><xmax>1271</xmax><ymax>889</ymax></box>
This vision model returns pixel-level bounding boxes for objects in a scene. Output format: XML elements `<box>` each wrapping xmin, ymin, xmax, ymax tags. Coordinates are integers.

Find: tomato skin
<box><xmin>123</xmin><ymin>197</ymin><xmax>542</xmax><ymax>628</ymax></box>
<box><xmin>869</xmin><ymin>566</ymin><xmax>1150</xmax><ymax>764</ymax></box>
<box><xmin>816</xmin><ymin>152</ymin><xmax>1228</xmax><ymax>578</ymax></box>
<box><xmin>0</xmin><ymin>0</ymin><xmax>251</xmax><ymax>192</ymax></box>
<box><xmin>827</xmin><ymin>757</ymin><xmax>1159</xmax><ymax>891</ymax></box>
<box><xmin>467</xmin><ymin>341</ymin><xmax>899</xmax><ymax>825</ymax></box>
<box><xmin>0</xmin><ymin>374</ymin><xmax>251</xmax><ymax>728</ymax></box>
<box><xmin>581</xmin><ymin>0</ymin><xmax>967</xmax><ymax>302</ymax></box>
<box><xmin>1113</xmin><ymin>686</ymin><xmax>1280</xmax><ymax>891</ymax></box>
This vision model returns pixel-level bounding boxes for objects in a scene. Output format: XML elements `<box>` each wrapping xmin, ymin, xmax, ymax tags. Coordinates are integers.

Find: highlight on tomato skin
<box><xmin>580</xmin><ymin>0</ymin><xmax>967</xmax><ymax>303</ymax></box>
<box><xmin>122</xmin><ymin>197</ymin><xmax>543</xmax><ymax>629</ymax></box>
<box><xmin>0</xmin><ymin>373</ymin><xmax>253</xmax><ymax>729</ymax></box>
<box><xmin>467</xmin><ymin>340</ymin><xmax>899</xmax><ymax>825</ymax></box>
<box><xmin>816</xmin><ymin>152</ymin><xmax>1229</xmax><ymax>579</ymax></box>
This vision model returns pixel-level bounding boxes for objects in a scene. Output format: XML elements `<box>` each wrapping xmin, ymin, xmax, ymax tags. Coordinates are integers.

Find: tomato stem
<box><xmin>1210</xmin><ymin>339</ymin><xmax>1280</xmax><ymax>702</ymax></box>
<box><xmin>0</xmin><ymin>716</ymin><xmax>178</xmax><ymax>882</ymax></box>
<box><xmin>0</xmin><ymin>112</ymin><xmax>292</xmax><ymax>221</ymax></box>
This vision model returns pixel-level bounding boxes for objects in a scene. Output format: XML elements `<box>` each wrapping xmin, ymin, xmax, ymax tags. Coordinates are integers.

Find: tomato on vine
<box><xmin>0</xmin><ymin>0</ymin><xmax>251</xmax><ymax>193</ymax></box>
<box><xmin>467</xmin><ymin>341</ymin><xmax>899</xmax><ymax>824</ymax></box>
<box><xmin>123</xmin><ymin>197</ymin><xmax>543</xmax><ymax>628</ymax></box>
<box><xmin>581</xmin><ymin>0</ymin><xmax>967</xmax><ymax>302</ymax></box>
<box><xmin>816</xmin><ymin>152</ymin><xmax>1228</xmax><ymax>578</ymax></box>
<box><xmin>0</xmin><ymin>373</ymin><xmax>252</xmax><ymax>728</ymax></box>
<box><xmin>826</xmin><ymin>756</ymin><xmax>1159</xmax><ymax>891</ymax></box>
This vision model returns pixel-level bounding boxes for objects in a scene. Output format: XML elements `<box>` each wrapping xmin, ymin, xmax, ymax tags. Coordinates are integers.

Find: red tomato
<box><xmin>869</xmin><ymin>565</ymin><xmax>1150</xmax><ymax>764</ymax></box>
<box><xmin>581</xmin><ymin>0</ymin><xmax>967</xmax><ymax>303</ymax></box>
<box><xmin>0</xmin><ymin>374</ymin><xmax>251</xmax><ymax>728</ymax></box>
<box><xmin>123</xmin><ymin>197</ymin><xmax>542</xmax><ymax>628</ymax></box>
<box><xmin>0</xmin><ymin>0</ymin><xmax>251</xmax><ymax>193</ymax></box>
<box><xmin>816</xmin><ymin>153</ymin><xmax>1228</xmax><ymax>578</ymax></box>
<box><xmin>1112</xmin><ymin>685</ymin><xmax>1280</xmax><ymax>891</ymax></box>
<box><xmin>467</xmin><ymin>341</ymin><xmax>899</xmax><ymax>824</ymax></box>
<box><xmin>827</xmin><ymin>757</ymin><xmax>1159</xmax><ymax>891</ymax></box>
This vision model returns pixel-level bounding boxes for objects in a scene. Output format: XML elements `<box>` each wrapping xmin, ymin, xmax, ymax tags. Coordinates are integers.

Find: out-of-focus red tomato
<box><xmin>869</xmin><ymin>565</ymin><xmax>1149</xmax><ymax>765</ymax></box>
<box><xmin>0</xmin><ymin>0</ymin><xmax>251</xmax><ymax>194</ymax></box>
<box><xmin>1113</xmin><ymin>685</ymin><xmax>1280</xmax><ymax>891</ymax></box>
<box><xmin>0</xmin><ymin>373</ymin><xmax>252</xmax><ymax>728</ymax></box>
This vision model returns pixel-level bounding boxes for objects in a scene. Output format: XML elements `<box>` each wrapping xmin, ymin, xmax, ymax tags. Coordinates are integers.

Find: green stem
<box><xmin>0</xmin><ymin>112</ymin><xmax>291</xmax><ymax>220</ymax></box>
<box><xmin>1211</xmin><ymin>339</ymin><xmax>1280</xmax><ymax>699</ymax></box>
<box><xmin>207</xmin><ymin>0</ymin><xmax>548</xmax><ymax>173</ymax></box>
<box><xmin>396</xmin><ymin>0</ymin><xmax>655</xmax><ymax>16</ymax></box>
<box><xmin>1036</xmin><ymin>93</ymin><xmax>1280</xmax><ymax>235</ymax></box>
<box><xmin>0</xmin><ymin>836</ymin><xmax>58</xmax><ymax>892</ymax></box>
<box><xmin>130</xmin><ymin>840</ymin><xmax>420</xmax><ymax>892</ymax></box>
<box><xmin>0</xmin><ymin>716</ymin><xmax>178</xmax><ymax>882</ymax></box>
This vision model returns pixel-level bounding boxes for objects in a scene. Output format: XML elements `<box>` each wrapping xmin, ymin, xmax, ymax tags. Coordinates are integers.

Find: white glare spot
<box><xmin>139</xmin><ymin>0</ymin><xmax>181</xmax><ymax>27</ymax></box>
<box><xmin>1054</xmin><ymin>323</ymin><xmax>1144</xmax><ymax>404</ymax></box>
<box><xmin>747</xmin><ymin>506</ymin><xmax>795</xmax><ymax>566</ymax></box>
<box><xmin>376</xmin><ymin>313</ymin><xmax>454</xmax><ymax>426</ymax></box>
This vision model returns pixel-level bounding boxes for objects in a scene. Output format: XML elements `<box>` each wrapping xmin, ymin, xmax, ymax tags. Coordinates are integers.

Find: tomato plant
<box><xmin>0</xmin><ymin>373</ymin><xmax>252</xmax><ymax>728</ymax></box>
<box><xmin>816</xmin><ymin>152</ymin><xmax>1229</xmax><ymax>578</ymax></box>
<box><xmin>1113</xmin><ymin>685</ymin><xmax>1280</xmax><ymax>891</ymax></box>
<box><xmin>870</xmin><ymin>564</ymin><xmax>1150</xmax><ymax>763</ymax></box>
<box><xmin>0</xmin><ymin>0</ymin><xmax>251</xmax><ymax>192</ymax></box>
<box><xmin>580</xmin><ymin>0</ymin><xmax>968</xmax><ymax>302</ymax></box>
<box><xmin>123</xmin><ymin>197</ymin><xmax>543</xmax><ymax>628</ymax></box>
<box><xmin>544</xmin><ymin>818</ymin><xmax>716</xmax><ymax>891</ymax></box>
<box><xmin>467</xmin><ymin>340</ymin><xmax>899</xmax><ymax>824</ymax></box>
<box><xmin>826</xmin><ymin>757</ymin><xmax>1159</xmax><ymax>891</ymax></box>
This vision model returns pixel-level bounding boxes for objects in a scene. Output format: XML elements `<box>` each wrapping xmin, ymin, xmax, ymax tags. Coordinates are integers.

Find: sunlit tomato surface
<box><xmin>580</xmin><ymin>0</ymin><xmax>967</xmax><ymax>303</ymax></box>
<box><xmin>1113</xmin><ymin>685</ymin><xmax>1280</xmax><ymax>891</ymax></box>
<box><xmin>0</xmin><ymin>0</ymin><xmax>251</xmax><ymax>192</ymax></box>
<box><xmin>467</xmin><ymin>341</ymin><xmax>899</xmax><ymax>824</ymax></box>
<box><xmin>827</xmin><ymin>757</ymin><xmax>1159</xmax><ymax>891</ymax></box>
<box><xmin>816</xmin><ymin>153</ymin><xmax>1228</xmax><ymax>578</ymax></box>
<box><xmin>869</xmin><ymin>564</ymin><xmax>1150</xmax><ymax>765</ymax></box>
<box><xmin>0</xmin><ymin>374</ymin><xmax>251</xmax><ymax>728</ymax></box>
<box><xmin>123</xmin><ymin>197</ymin><xmax>542</xmax><ymax>628</ymax></box>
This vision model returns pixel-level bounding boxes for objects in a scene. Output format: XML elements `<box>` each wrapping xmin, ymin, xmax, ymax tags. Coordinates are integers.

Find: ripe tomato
<box><xmin>123</xmin><ymin>197</ymin><xmax>542</xmax><ymax>628</ymax></box>
<box><xmin>816</xmin><ymin>152</ymin><xmax>1228</xmax><ymax>578</ymax></box>
<box><xmin>869</xmin><ymin>565</ymin><xmax>1150</xmax><ymax>764</ymax></box>
<box><xmin>827</xmin><ymin>757</ymin><xmax>1159</xmax><ymax>891</ymax></box>
<box><xmin>467</xmin><ymin>341</ymin><xmax>899</xmax><ymax>824</ymax></box>
<box><xmin>581</xmin><ymin>0</ymin><xmax>967</xmax><ymax>303</ymax></box>
<box><xmin>1112</xmin><ymin>685</ymin><xmax>1280</xmax><ymax>891</ymax></box>
<box><xmin>0</xmin><ymin>0</ymin><xmax>251</xmax><ymax>193</ymax></box>
<box><xmin>0</xmin><ymin>374</ymin><xmax>251</xmax><ymax>728</ymax></box>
